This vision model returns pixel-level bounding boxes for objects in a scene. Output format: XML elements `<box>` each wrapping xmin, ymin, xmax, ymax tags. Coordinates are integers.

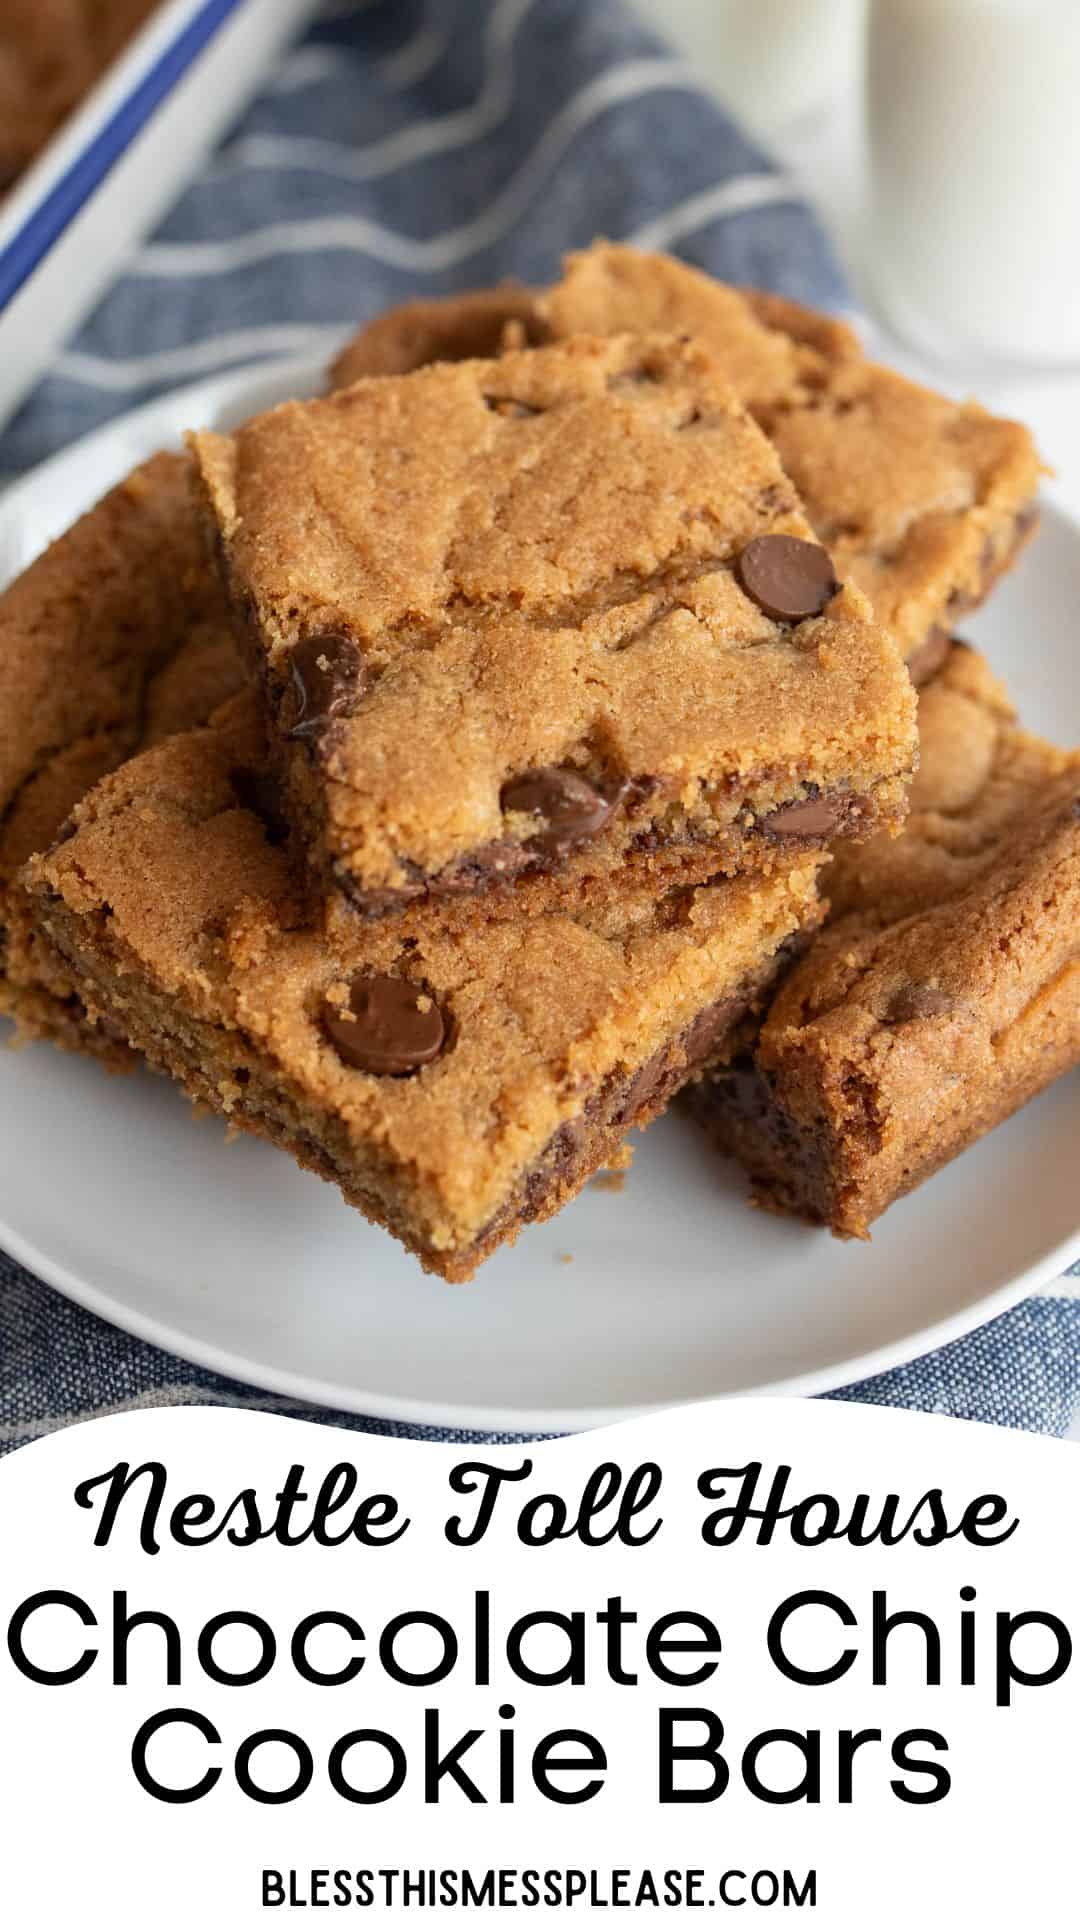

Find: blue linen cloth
<box><xmin>0</xmin><ymin>0</ymin><xmax>1076</xmax><ymax>1451</ymax></box>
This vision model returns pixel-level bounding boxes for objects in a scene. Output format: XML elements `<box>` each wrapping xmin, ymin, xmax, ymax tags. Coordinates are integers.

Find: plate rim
<box><xmin>2</xmin><ymin>1202</ymin><xmax>1077</xmax><ymax>1435</ymax></box>
<box><xmin>2</xmin><ymin>352</ymin><xmax>1078</xmax><ymax>1434</ymax></box>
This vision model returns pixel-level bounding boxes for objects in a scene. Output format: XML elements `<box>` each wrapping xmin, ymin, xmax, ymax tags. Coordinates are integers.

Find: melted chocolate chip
<box><xmin>906</xmin><ymin>624</ymin><xmax>953</xmax><ymax>687</ymax></box>
<box><xmin>323</xmin><ymin>973</ymin><xmax>446</xmax><ymax>1076</ymax></box>
<box><xmin>885</xmin><ymin>982</ymin><xmax>955</xmax><ymax>1025</ymax></box>
<box><xmin>229</xmin><ymin>767</ymin><xmax>290</xmax><ymax>846</ymax></box>
<box><xmin>736</xmin><ymin>535</ymin><xmax>838</xmax><ymax>622</ymax></box>
<box><xmin>611</xmin><ymin>992</ymin><xmax>743</xmax><ymax>1129</ymax></box>
<box><xmin>762</xmin><ymin>793</ymin><xmax>842</xmax><ymax>840</ymax></box>
<box><xmin>682</xmin><ymin>997</ymin><xmax>738</xmax><ymax>1069</ymax></box>
<box><xmin>286</xmin><ymin>631</ymin><xmax>365</xmax><ymax>740</ymax></box>
<box><xmin>613</xmin><ymin>1050</ymin><xmax>670</xmax><ymax>1126</ymax></box>
<box><xmin>1015</xmin><ymin>502</ymin><xmax>1040</xmax><ymax>540</ymax></box>
<box><xmin>522</xmin><ymin>1119</ymin><xmax>584</xmax><ymax>1211</ymax></box>
<box><xmin>500</xmin><ymin>767</ymin><xmax>617</xmax><ymax>857</ymax></box>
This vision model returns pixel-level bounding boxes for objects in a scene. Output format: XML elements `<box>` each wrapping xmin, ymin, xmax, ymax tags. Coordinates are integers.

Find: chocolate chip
<box><xmin>1015</xmin><ymin>502</ymin><xmax>1040</xmax><ymax>540</ymax></box>
<box><xmin>736</xmin><ymin>535</ymin><xmax>838</xmax><ymax>622</ymax></box>
<box><xmin>286</xmin><ymin>631</ymin><xmax>365</xmax><ymax>740</ymax></box>
<box><xmin>885</xmin><ymin>983</ymin><xmax>955</xmax><ymax>1025</ymax></box>
<box><xmin>906</xmin><ymin>625</ymin><xmax>953</xmax><ymax>687</ymax></box>
<box><xmin>616</xmin><ymin>1004</ymin><xmax>737</xmax><ymax>1123</ymax></box>
<box><xmin>229</xmin><ymin>767</ymin><xmax>290</xmax><ymax>846</ymax></box>
<box><xmin>762</xmin><ymin>793</ymin><xmax>841</xmax><ymax>840</ymax></box>
<box><xmin>682</xmin><ymin>997</ymin><xmax>737</xmax><ymax>1069</ymax></box>
<box><xmin>500</xmin><ymin>767</ymin><xmax>617</xmax><ymax>857</ymax></box>
<box><xmin>336</xmin><ymin>872</ymin><xmax>426</xmax><ymax>920</ymax></box>
<box><xmin>323</xmin><ymin>973</ymin><xmax>446</xmax><ymax>1076</ymax></box>
<box><xmin>613</xmin><ymin>1049</ymin><xmax>671</xmax><ymax>1126</ymax></box>
<box><xmin>523</xmin><ymin>1119</ymin><xmax>584</xmax><ymax>1211</ymax></box>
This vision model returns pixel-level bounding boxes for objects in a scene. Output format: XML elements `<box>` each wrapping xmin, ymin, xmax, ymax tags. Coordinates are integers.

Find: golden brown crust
<box><xmin>0</xmin><ymin>450</ymin><xmax>246</xmax><ymax>1055</ymax></box>
<box><xmin>333</xmin><ymin>248</ymin><xmax>1041</xmax><ymax>670</ymax></box>
<box><xmin>24</xmin><ymin>692</ymin><xmax>827</xmax><ymax>1278</ymax></box>
<box><xmin>824</xmin><ymin>643</ymin><xmax>1026</xmax><ymax>920</ymax></box>
<box><xmin>329</xmin><ymin>284</ymin><xmax>546</xmax><ymax>387</ymax></box>
<box><xmin>543</xmin><ymin>249</ymin><xmax>1043</xmax><ymax>668</ymax></box>
<box><xmin>693</xmin><ymin>644</ymin><xmax>1080</xmax><ymax>1234</ymax></box>
<box><xmin>194</xmin><ymin>330</ymin><xmax>916</xmax><ymax>913</ymax></box>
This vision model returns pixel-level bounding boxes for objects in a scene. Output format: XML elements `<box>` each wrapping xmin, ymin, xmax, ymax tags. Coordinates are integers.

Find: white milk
<box><xmin>650</xmin><ymin>0</ymin><xmax>865</xmax><ymax>138</ymax></box>
<box><xmin>866</xmin><ymin>0</ymin><xmax>1080</xmax><ymax>366</ymax></box>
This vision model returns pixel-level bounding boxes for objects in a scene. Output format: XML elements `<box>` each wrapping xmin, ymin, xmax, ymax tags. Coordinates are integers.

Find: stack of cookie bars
<box><xmin>5</xmin><ymin>245</ymin><xmax>1077</xmax><ymax>1281</ymax></box>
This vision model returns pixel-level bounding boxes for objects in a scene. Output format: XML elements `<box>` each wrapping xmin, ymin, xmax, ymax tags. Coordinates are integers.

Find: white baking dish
<box><xmin>0</xmin><ymin>0</ymin><xmax>320</xmax><ymax>432</ymax></box>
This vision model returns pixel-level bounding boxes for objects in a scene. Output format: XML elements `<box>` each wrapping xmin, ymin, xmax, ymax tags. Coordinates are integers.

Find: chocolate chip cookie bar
<box><xmin>193</xmin><ymin>331</ymin><xmax>915</xmax><ymax>920</ymax></box>
<box><xmin>690</xmin><ymin>643</ymin><xmax>1080</xmax><ymax>1236</ymax></box>
<box><xmin>329</xmin><ymin>282</ymin><xmax>544</xmax><ymax>381</ymax></box>
<box><xmin>25</xmin><ymin>693</ymin><xmax>827</xmax><ymax>1280</ymax></box>
<box><xmin>0</xmin><ymin>451</ymin><xmax>245</xmax><ymax>1059</ymax></box>
<box><xmin>332</xmin><ymin>246</ymin><xmax>1040</xmax><ymax>682</ymax></box>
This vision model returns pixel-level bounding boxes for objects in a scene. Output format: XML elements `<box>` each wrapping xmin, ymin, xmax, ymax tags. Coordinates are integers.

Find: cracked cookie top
<box><xmin>193</xmin><ymin>331</ymin><xmax>915</xmax><ymax>905</ymax></box>
<box><xmin>826</xmin><ymin>642</ymin><xmax>1079</xmax><ymax>922</ymax></box>
<box><xmin>542</xmin><ymin>249</ymin><xmax>1042</xmax><ymax>671</ymax></box>
<box><xmin>759</xmin><ymin>643</ymin><xmax>1080</xmax><ymax>1047</ymax></box>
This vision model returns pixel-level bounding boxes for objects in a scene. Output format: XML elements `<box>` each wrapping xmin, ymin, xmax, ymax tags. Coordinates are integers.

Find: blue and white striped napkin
<box><xmin>0</xmin><ymin>0</ymin><xmax>1076</xmax><ymax>1450</ymax></box>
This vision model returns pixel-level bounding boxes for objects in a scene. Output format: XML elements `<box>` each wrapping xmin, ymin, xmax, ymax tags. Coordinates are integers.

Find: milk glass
<box><xmin>865</xmin><ymin>0</ymin><xmax>1080</xmax><ymax>367</ymax></box>
<box><xmin>656</xmin><ymin>0</ymin><xmax>865</xmax><ymax>138</ymax></box>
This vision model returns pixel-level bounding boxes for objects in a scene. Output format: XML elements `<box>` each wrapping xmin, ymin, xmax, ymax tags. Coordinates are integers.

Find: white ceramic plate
<box><xmin>2</xmin><ymin>359</ymin><xmax>1078</xmax><ymax>1432</ymax></box>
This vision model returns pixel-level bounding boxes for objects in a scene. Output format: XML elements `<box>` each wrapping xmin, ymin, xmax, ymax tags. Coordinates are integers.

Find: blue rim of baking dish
<box><xmin>0</xmin><ymin>0</ymin><xmax>248</xmax><ymax>315</ymax></box>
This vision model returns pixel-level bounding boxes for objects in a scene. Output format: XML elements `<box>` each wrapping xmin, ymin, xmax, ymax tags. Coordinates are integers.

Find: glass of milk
<box><xmin>865</xmin><ymin>0</ymin><xmax>1080</xmax><ymax>367</ymax></box>
<box><xmin>655</xmin><ymin>0</ymin><xmax>865</xmax><ymax>140</ymax></box>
